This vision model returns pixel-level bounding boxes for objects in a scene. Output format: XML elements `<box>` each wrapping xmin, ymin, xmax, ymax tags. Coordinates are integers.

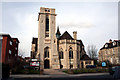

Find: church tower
<box><xmin>37</xmin><ymin>7</ymin><xmax>60</xmax><ymax>70</ymax></box>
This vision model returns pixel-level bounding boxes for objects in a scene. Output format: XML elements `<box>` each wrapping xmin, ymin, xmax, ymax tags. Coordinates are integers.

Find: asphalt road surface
<box><xmin>10</xmin><ymin>73</ymin><xmax>117</xmax><ymax>80</ymax></box>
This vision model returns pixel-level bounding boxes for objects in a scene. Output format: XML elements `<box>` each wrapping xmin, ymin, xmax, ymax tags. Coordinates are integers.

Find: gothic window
<box><xmin>44</xmin><ymin>47</ymin><xmax>49</xmax><ymax>58</ymax></box>
<box><xmin>46</xmin><ymin>15</ymin><xmax>49</xmax><ymax>31</ymax></box>
<box><xmin>59</xmin><ymin>51</ymin><xmax>63</xmax><ymax>59</ymax></box>
<box><xmin>69</xmin><ymin>47</ymin><xmax>73</xmax><ymax>59</ymax></box>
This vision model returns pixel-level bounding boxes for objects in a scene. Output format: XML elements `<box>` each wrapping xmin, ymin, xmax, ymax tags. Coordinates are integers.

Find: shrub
<box><xmin>29</xmin><ymin>70</ymin><xmax>40</xmax><ymax>74</ymax></box>
<box><xmin>63</xmin><ymin>68</ymin><xmax>109</xmax><ymax>74</ymax></box>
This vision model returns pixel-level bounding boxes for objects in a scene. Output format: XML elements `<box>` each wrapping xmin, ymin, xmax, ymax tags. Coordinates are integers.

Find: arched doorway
<box><xmin>44</xmin><ymin>59</ymin><xmax>50</xmax><ymax>69</ymax></box>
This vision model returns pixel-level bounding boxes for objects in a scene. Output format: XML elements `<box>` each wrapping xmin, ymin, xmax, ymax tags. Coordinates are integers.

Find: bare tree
<box><xmin>18</xmin><ymin>49</ymin><xmax>25</xmax><ymax>58</ymax></box>
<box><xmin>87</xmin><ymin>45</ymin><xmax>97</xmax><ymax>59</ymax></box>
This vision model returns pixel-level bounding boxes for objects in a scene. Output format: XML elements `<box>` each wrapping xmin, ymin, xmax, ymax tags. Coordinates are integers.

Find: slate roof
<box><xmin>80</xmin><ymin>54</ymin><xmax>92</xmax><ymax>60</ymax></box>
<box><xmin>100</xmin><ymin>40</ymin><xmax>120</xmax><ymax>50</ymax></box>
<box><xmin>77</xmin><ymin>40</ymin><xmax>84</xmax><ymax>46</ymax></box>
<box><xmin>58</xmin><ymin>31</ymin><xmax>74</xmax><ymax>40</ymax></box>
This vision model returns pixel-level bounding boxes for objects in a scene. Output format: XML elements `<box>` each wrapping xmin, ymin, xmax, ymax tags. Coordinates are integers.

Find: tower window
<box><xmin>46</xmin><ymin>15</ymin><xmax>49</xmax><ymax>31</ymax></box>
<box><xmin>44</xmin><ymin>47</ymin><xmax>49</xmax><ymax>58</ymax></box>
<box><xmin>48</xmin><ymin>9</ymin><xmax>50</xmax><ymax>12</ymax></box>
<box><xmin>45</xmin><ymin>9</ymin><xmax>47</xmax><ymax>12</ymax></box>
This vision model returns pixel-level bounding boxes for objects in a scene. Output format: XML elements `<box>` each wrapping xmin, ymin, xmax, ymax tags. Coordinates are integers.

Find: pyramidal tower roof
<box><xmin>56</xmin><ymin>26</ymin><xmax>61</xmax><ymax>35</ymax></box>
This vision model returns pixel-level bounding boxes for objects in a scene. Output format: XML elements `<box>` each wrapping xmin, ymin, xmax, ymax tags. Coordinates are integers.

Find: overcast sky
<box><xmin>2</xmin><ymin>2</ymin><xmax>118</xmax><ymax>57</ymax></box>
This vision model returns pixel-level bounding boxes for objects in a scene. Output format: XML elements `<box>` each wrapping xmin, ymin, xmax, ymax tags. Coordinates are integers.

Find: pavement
<box><xmin>9</xmin><ymin>73</ymin><xmax>115</xmax><ymax>80</ymax></box>
<box><xmin>43</xmin><ymin>69</ymin><xmax>68</xmax><ymax>75</ymax></box>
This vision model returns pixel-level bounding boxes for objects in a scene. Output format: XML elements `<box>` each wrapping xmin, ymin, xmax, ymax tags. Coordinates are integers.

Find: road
<box><xmin>9</xmin><ymin>73</ymin><xmax>116</xmax><ymax>80</ymax></box>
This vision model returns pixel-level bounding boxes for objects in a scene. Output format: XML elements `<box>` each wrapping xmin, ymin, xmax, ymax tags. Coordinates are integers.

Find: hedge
<box><xmin>63</xmin><ymin>68</ymin><xmax>109</xmax><ymax>74</ymax></box>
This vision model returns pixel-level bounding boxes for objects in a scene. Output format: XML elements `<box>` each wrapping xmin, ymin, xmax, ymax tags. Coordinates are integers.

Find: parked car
<box><xmin>113</xmin><ymin>66</ymin><xmax>120</xmax><ymax>79</ymax></box>
<box><xmin>109</xmin><ymin>66</ymin><xmax>119</xmax><ymax>75</ymax></box>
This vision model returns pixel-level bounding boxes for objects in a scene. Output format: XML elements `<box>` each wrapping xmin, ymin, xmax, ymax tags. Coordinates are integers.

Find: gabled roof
<box><xmin>58</xmin><ymin>31</ymin><xmax>74</xmax><ymax>40</ymax></box>
<box><xmin>80</xmin><ymin>54</ymin><xmax>92</xmax><ymax>60</ymax></box>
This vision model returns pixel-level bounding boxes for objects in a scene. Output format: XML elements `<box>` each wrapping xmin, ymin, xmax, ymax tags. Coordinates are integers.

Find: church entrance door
<box><xmin>44</xmin><ymin>59</ymin><xmax>50</xmax><ymax>69</ymax></box>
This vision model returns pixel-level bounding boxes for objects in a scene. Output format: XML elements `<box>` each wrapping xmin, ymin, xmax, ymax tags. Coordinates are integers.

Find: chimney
<box><xmin>73</xmin><ymin>31</ymin><xmax>77</xmax><ymax>40</ymax></box>
<box><xmin>109</xmin><ymin>39</ymin><xmax>112</xmax><ymax>43</ymax></box>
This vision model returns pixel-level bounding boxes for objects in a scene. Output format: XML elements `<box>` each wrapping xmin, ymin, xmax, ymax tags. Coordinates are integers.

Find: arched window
<box><xmin>69</xmin><ymin>47</ymin><xmax>73</xmax><ymax>59</ymax></box>
<box><xmin>59</xmin><ymin>51</ymin><xmax>63</xmax><ymax>59</ymax></box>
<box><xmin>44</xmin><ymin>47</ymin><xmax>49</xmax><ymax>58</ymax></box>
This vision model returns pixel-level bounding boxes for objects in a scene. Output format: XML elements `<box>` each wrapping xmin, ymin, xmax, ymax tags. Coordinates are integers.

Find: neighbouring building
<box><xmin>98</xmin><ymin>39</ymin><xmax>120</xmax><ymax>65</ymax></box>
<box><xmin>0</xmin><ymin>34</ymin><xmax>19</xmax><ymax>68</ymax></box>
<box><xmin>24</xmin><ymin>57</ymin><xmax>31</xmax><ymax>63</ymax></box>
<box><xmin>31</xmin><ymin>7</ymin><xmax>94</xmax><ymax>70</ymax></box>
<box><xmin>80</xmin><ymin>54</ymin><xmax>94</xmax><ymax>68</ymax></box>
<box><xmin>31</xmin><ymin>37</ymin><xmax>38</xmax><ymax>59</ymax></box>
<box><xmin>18</xmin><ymin>56</ymin><xmax>24</xmax><ymax>62</ymax></box>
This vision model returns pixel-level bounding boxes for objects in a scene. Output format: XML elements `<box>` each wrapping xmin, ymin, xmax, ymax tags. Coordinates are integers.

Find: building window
<box><xmin>45</xmin><ymin>9</ymin><xmax>50</xmax><ymax>12</ymax></box>
<box><xmin>70</xmin><ymin>65</ymin><xmax>73</xmax><ymax>69</ymax></box>
<box><xmin>46</xmin><ymin>15</ymin><xmax>49</xmax><ymax>31</ymax></box>
<box><xmin>9</xmin><ymin>50</ymin><xmax>11</xmax><ymax>54</ymax></box>
<box><xmin>10</xmin><ymin>41</ymin><xmax>12</xmax><ymax>45</ymax></box>
<box><xmin>85</xmin><ymin>61</ymin><xmax>91</xmax><ymax>64</ymax></box>
<box><xmin>45</xmin><ymin>9</ymin><xmax>47</xmax><ymax>12</ymax></box>
<box><xmin>15</xmin><ymin>47</ymin><xmax>17</xmax><ymax>50</ymax></box>
<box><xmin>69</xmin><ymin>47</ymin><xmax>73</xmax><ymax>59</ymax></box>
<box><xmin>59</xmin><ymin>51</ymin><xmax>64</xmax><ymax>59</ymax></box>
<box><xmin>105</xmin><ymin>44</ymin><xmax>108</xmax><ymax>48</ymax></box>
<box><xmin>44</xmin><ymin>47</ymin><xmax>49</xmax><ymax>58</ymax></box>
<box><xmin>48</xmin><ymin>9</ymin><xmax>50</xmax><ymax>12</ymax></box>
